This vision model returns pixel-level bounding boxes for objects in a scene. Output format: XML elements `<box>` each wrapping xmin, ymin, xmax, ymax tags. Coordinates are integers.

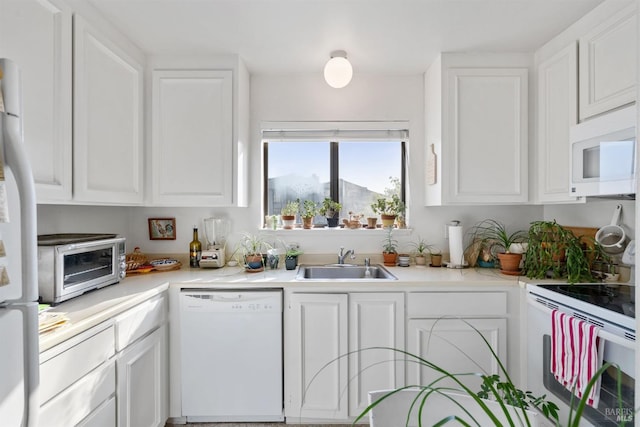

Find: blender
<box><xmin>200</xmin><ymin>217</ymin><xmax>229</xmax><ymax>268</ymax></box>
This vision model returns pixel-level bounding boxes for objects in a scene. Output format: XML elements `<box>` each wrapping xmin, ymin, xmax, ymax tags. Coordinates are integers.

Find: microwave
<box><xmin>570</xmin><ymin>105</ymin><xmax>636</xmax><ymax>198</ymax></box>
<box><xmin>37</xmin><ymin>233</ymin><xmax>126</xmax><ymax>304</ymax></box>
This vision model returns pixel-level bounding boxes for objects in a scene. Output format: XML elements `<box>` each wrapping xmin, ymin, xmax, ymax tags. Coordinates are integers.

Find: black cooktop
<box><xmin>537</xmin><ymin>283</ymin><xmax>635</xmax><ymax>318</ymax></box>
<box><xmin>37</xmin><ymin>233</ymin><xmax>118</xmax><ymax>246</ymax></box>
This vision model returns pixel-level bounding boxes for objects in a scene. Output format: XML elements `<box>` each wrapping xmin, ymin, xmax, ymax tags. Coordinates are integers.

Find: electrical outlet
<box><xmin>288</xmin><ymin>242</ymin><xmax>300</xmax><ymax>250</ymax></box>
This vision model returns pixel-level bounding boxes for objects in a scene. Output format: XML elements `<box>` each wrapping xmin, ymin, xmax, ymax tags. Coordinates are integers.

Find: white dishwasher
<box><xmin>179</xmin><ymin>289</ymin><xmax>283</xmax><ymax>422</ymax></box>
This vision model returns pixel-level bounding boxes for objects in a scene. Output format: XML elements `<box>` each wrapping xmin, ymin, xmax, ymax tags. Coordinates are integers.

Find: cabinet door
<box><xmin>406</xmin><ymin>318</ymin><xmax>507</xmax><ymax>391</ymax></box>
<box><xmin>151</xmin><ymin>70</ymin><xmax>233</xmax><ymax>206</ymax></box>
<box><xmin>73</xmin><ymin>15</ymin><xmax>144</xmax><ymax>204</ymax></box>
<box><xmin>579</xmin><ymin>4</ymin><xmax>637</xmax><ymax>120</ymax></box>
<box><xmin>286</xmin><ymin>293</ymin><xmax>348</xmax><ymax>420</ymax></box>
<box><xmin>445</xmin><ymin>68</ymin><xmax>528</xmax><ymax>204</ymax></box>
<box><xmin>116</xmin><ymin>326</ymin><xmax>167</xmax><ymax>427</ymax></box>
<box><xmin>0</xmin><ymin>0</ymin><xmax>72</xmax><ymax>202</ymax></box>
<box><xmin>349</xmin><ymin>293</ymin><xmax>405</xmax><ymax>418</ymax></box>
<box><xmin>537</xmin><ymin>42</ymin><xmax>582</xmax><ymax>204</ymax></box>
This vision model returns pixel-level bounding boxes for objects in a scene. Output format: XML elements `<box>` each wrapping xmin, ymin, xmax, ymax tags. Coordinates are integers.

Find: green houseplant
<box><xmin>281</xmin><ymin>200</ymin><xmax>300</xmax><ymax>229</ymax></box>
<box><xmin>523</xmin><ymin>220</ymin><xmax>596</xmax><ymax>284</ymax></box>
<box><xmin>284</xmin><ymin>245</ymin><xmax>303</xmax><ymax>270</ymax></box>
<box><xmin>300</xmin><ymin>200</ymin><xmax>318</xmax><ymax>229</ymax></box>
<box><xmin>238</xmin><ymin>232</ymin><xmax>271</xmax><ymax>272</ymax></box>
<box><xmin>467</xmin><ymin>219</ymin><xmax>527</xmax><ymax>274</ymax></box>
<box><xmin>382</xmin><ymin>227</ymin><xmax>398</xmax><ymax>266</ymax></box>
<box><xmin>318</xmin><ymin>198</ymin><xmax>342</xmax><ymax>228</ymax></box>
<box><xmin>409</xmin><ymin>236</ymin><xmax>433</xmax><ymax>266</ymax></box>
<box><xmin>371</xmin><ymin>194</ymin><xmax>405</xmax><ymax>228</ymax></box>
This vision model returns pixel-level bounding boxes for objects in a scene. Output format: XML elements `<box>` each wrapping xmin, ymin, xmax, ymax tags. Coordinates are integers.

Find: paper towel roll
<box><xmin>448</xmin><ymin>224</ymin><xmax>465</xmax><ymax>267</ymax></box>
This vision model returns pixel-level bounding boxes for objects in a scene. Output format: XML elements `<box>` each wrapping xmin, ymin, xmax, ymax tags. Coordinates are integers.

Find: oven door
<box><xmin>527</xmin><ymin>296</ymin><xmax>635</xmax><ymax>426</ymax></box>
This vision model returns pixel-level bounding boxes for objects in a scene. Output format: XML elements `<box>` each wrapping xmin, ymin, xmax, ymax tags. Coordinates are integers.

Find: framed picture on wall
<box><xmin>148</xmin><ymin>218</ymin><xmax>176</xmax><ymax>240</ymax></box>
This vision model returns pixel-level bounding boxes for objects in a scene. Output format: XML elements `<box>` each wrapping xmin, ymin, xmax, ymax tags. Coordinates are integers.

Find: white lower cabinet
<box><xmin>116</xmin><ymin>325</ymin><xmax>167</xmax><ymax>427</ymax></box>
<box><xmin>406</xmin><ymin>292</ymin><xmax>508</xmax><ymax>392</ymax></box>
<box><xmin>406</xmin><ymin>318</ymin><xmax>507</xmax><ymax>391</ymax></box>
<box><xmin>114</xmin><ymin>294</ymin><xmax>168</xmax><ymax>427</ymax></box>
<box><xmin>39</xmin><ymin>292</ymin><xmax>168</xmax><ymax>427</ymax></box>
<box><xmin>285</xmin><ymin>292</ymin><xmax>405</xmax><ymax>422</ymax></box>
<box><xmin>286</xmin><ymin>293</ymin><xmax>349</xmax><ymax>421</ymax></box>
<box><xmin>39</xmin><ymin>322</ymin><xmax>116</xmax><ymax>427</ymax></box>
<box><xmin>348</xmin><ymin>293</ymin><xmax>405</xmax><ymax>418</ymax></box>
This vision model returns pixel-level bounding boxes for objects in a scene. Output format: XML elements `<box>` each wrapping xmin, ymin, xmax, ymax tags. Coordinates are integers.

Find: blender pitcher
<box><xmin>200</xmin><ymin>218</ymin><xmax>229</xmax><ymax>268</ymax></box>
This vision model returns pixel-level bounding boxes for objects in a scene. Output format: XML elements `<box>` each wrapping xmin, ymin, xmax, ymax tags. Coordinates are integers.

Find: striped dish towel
<box><xmin>550</xmin><ymin>309</ymin><xmax>603</xmax><ymax>407</ymax></box>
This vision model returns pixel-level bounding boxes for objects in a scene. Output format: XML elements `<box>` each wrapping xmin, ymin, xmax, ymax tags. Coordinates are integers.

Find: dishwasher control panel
<box><xmin>180</xmin><ymin>290</ymin><xmax>282</xmax><ymax>313</ymax></box>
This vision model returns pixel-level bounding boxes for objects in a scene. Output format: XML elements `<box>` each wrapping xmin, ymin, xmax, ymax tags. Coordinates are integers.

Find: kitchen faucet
<box><xmin>337</xmin><ymin>247</ymin><xmax>355</xmax><ymax>264</ymax></box>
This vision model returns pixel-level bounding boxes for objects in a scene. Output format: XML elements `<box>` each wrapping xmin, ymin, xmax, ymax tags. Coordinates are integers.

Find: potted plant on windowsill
<box><xmin>381</xmin><ymin>227</ymin><xmax>398</xmax><ymax>266</ymax></box>
<box><xmin>467</xmin><ymin>219</ymin><xmax>527</xmax><ymax>275</ymax></box>
<box><xmin>300</xmin><ymin>200</ymin><xmax>318</xmax><ymax>229</ymax></box>
<box><xmin>318</xmin><ymin>198</ymin><xmax>342</xmax><ymax>228</ymax></box>
<box><xmin>281</xmin><ymin>200</ymin><xmax>299</xmax><ymax>229</ymax></box>
<box><xmin>371</xmin><ymin>194</ymin><xmax>405</xmax><ymax>228</ymax></box>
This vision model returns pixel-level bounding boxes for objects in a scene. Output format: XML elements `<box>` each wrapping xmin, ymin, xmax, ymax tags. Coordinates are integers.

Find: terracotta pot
<box><xmin>302</xmin><ymin>216</ymin><xmax>313</xmax><ymax>229</ymax></box>
<box><xmin>497</xmin><ymin>252</ymin><xmax>523</xmax><ymax>273</ymax></box>
<box><xmin>281</xmin><ymin>215</ymin><xmax>296</xmax><ymax>229</ymax></box>
<box><xmin>383</xmin><ymin>252</ymin><xmax>398</xmax><ymax>266</ymax></box>
<box><xmin>381</xmin><ymin>214</ymin><xmax>396</xmax><ymax>228</ymax></box>
<box><xmin>430</xmin><ymin>254</ymin><xmax>442</xmax><ymax>267</ymax></box>
<box><xmin>245</xmin><ymin>254</ymin><xmax>264</xmax><ymax>272</ymax></box>
<box><xmin>367</xmin><ymin>217</ymin><xmax>378</xmax><ymax>229</ymax></box>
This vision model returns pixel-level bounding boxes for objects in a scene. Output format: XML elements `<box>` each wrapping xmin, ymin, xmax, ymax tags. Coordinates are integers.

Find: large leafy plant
<box><xmin>304</xmin><ymin>318</ymin><xmax>627</xmax><ymax>427</ymax></box>
<box><xmin>523</xmin><ymin>221</ymin><xmax>597</xmax><ymax>284</ymax></box>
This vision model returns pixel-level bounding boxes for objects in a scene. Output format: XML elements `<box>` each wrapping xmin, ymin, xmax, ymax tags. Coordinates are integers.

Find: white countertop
<box><xmin>39</xmin><ymin>263</ymin><xmax>521</xmax><ymax>351</ymax></box>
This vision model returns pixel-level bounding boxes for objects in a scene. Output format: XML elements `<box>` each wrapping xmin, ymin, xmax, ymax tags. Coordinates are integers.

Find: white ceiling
<box><xmin>86</xmin><ymin>0</ymin><xmax>604</xmax><ymax>75</ymax></box>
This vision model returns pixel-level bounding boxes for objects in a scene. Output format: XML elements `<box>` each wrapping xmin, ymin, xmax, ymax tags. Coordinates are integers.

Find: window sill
<box><xmin>260</xmin><ymin>227</ymin><xmax>413</xmax><ymax>236</ymax></box>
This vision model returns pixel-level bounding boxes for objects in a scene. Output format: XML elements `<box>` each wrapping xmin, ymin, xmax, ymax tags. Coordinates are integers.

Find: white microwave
<box><xmin>570</xmin><ymin>105</ymin><xmax>636</xmax><ymax>198</ymax></box>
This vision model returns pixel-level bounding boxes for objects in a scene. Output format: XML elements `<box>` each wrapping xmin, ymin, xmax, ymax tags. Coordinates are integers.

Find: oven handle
<box><xmin>527</xmin><ymin>297</ymin><xmax>635</xmax><ymax>351</ymax></box>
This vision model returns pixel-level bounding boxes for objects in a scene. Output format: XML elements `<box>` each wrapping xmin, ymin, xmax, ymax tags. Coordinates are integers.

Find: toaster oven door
<box><xmin>55</xmin><ymin>240</ymin><xmax>120</xmax><ymax>299</ymax></box>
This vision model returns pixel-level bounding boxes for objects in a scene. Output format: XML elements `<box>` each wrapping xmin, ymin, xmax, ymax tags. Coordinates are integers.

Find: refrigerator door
<box><xmin>0</xmin><ymin>303</ymin><xmax>39</xmax><ymax>426</ymax></box>
<box><xmin>0</xmin><ymin>58</ymin><xmax>38</xmax><ymax>304</ymax></box>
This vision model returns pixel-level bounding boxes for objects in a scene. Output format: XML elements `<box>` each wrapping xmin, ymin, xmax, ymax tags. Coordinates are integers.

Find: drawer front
<box><xmin>115</xmin><ymin>293</ymin><xmax>166</xmax><ymax>351</ymax></box>
<box><xmin>39</xmin><ymin>323</ymin><xmax>115</xmax><ymax>404</ymax></box>
<box><xmin>407</xmin><ymin>292</ymin><xmax>507</xmax><ymax>317</ymax></box>
<box><xmin>40</xmin><ymin>360</ymin><xmax>116</xmax><ymax>427</ymax></box>
<box><xmin>77</xmin><ymin>395</ymin><xmax>116</xmax><ymax>427</ymax></box>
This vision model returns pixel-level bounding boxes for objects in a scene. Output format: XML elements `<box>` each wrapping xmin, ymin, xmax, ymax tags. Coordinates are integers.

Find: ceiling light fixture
<box><xmin>324</xmin><ymin>50</ymin><xmax>353</xmax><ymax>88</ymax></box>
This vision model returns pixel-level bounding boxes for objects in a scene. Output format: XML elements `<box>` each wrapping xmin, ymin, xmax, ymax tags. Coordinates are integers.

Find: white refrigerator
<box><xmin>0</xmin><ymin>58</ymin><xmax>40</xmax><ymax>426</ymax></box>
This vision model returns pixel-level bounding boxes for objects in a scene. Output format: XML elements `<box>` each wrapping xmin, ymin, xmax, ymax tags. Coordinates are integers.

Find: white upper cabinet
<box><xmin>151</xmin><ymin>70</ymin><xmax>233</xmax><ymax>206</ymax></box>
<box><xmin>149</xmin><ymin>56</ymin><xmax>249</xmax><ymax>207</ymax></box>
<box><xmin>0</xmin><ymin>0</ymin><xmax>73</xmax><ymax>202</ymax></box>
<box><xmin>579</xmin><ymin>4</ymin><xmax>637</xmax><ymax>120</ymax></box>
<box><xmin>425</xmin><ymin>54</ymin><xmax>530</xmax><ymax>205</ymax></box>
<box><xmin>73</xmin><ymin>15</ymin><xmax>144</xmax><ymax>204</ymax></box>
<box><xmin>535</xmin><ymin>42</ymin><xmax>583</xmax><ymax>204</ymax></box>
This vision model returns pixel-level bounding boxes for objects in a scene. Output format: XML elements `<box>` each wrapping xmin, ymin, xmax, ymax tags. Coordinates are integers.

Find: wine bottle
<box><xmin>189</xmin><ymin>227</ymin><xmax>202</xmax><ymax>267</ymax></box>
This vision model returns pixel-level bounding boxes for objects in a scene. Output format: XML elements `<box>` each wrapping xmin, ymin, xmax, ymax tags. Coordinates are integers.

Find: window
<box><xmin>262</xmin><ymin>125</ymin><xmax>407</xmax><ymax>227</ymax></box>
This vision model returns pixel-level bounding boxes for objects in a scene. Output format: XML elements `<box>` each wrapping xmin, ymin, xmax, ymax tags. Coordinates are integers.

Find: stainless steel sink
<box><xmin>295</xmin><ymin>264</ymin><xmax>398</xmax><ymax>281</ymax></box>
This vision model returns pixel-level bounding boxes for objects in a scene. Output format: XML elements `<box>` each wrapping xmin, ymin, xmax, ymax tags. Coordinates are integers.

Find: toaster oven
<box><xmin>37</xmin><ymin>233</ymin><xmax>126</xmax><ymax>304</ymax></box>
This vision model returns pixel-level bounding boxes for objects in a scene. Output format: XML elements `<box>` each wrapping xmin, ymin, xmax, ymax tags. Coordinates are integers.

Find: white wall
<box><xmin>38</xmin><ymin>72</ymin><xmax>555</xmax><ymax>259</ymax></box>
<box><xmin>38</xmin><ymin>71</ymin><xmax>633</xmax><ymax>260</ymax></box>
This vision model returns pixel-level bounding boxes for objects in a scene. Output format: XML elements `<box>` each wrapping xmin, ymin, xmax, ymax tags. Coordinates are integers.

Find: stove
<box><xmin>529</xmin><ymin>283</ymin><xmax>636</xmax><ymax>333</ymax></box>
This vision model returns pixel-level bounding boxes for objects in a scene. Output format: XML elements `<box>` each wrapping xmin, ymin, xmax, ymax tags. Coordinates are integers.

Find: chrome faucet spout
<box><xmin>337</xmin><ymin>247</ymin><xmax>355</xmax><ymax>264</ymax></box>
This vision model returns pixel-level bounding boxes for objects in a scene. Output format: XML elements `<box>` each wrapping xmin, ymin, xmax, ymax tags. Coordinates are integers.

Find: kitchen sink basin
<box><xmin>295</xmin><ymin>264</ymin><xmax>398</xmax><ymax>281</ymax></box>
